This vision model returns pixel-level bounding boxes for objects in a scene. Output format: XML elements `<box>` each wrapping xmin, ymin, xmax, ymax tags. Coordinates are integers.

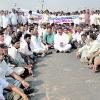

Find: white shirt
<box><xmin>38</xmin><ymin>26</ymin><xmax>44</xmax><ymax>37</ymax></box>
<box><xmin>4</xmin><ymin>34</ymin><xmax>12</xmax><ymax>47</ymax></box>
<box><xmin>0</xmin><ymin>15</ymin><xmax>3</xmax><ymax>27</ymax></box>
<box><xmin>21</xmin><ymin>15</ymin><xmax>28</xmax><ymax>25</ymax></box>
<box><xmin>72</xmin><ymin>32</ymin><xmax>79</xmax><ymax>42</ymax></box>
<box><xmin>0</xmin><ymin>60</ymin><xmax>13</xmax><ymax>79</ymax></box>
<box><xmin>8</xmin><ymin>46</ymin><xmax>24</xmax><ymax>64</ymax></box>
<box><xmin>18</xmin><ymin>15</ymin><xmax>22</xmax><ymax>24</ymax></box>
<box><xmin>90</xmin><ymin>14</ymin><xmax>96</xmax><ymax>25</ymax></box>
<box><xmin>88</xmin><ymin>40</ymin><xmax>100</xmax><ymax>54</ymax></box>
<box><xmin>42</xmin><ymin>14</ymin><xmax>50</xmax><ymax>23</ymax></box>
<box><xmin>10</xmin><ymin>13</ymin><xmax>18</xmax><ymax>25</ymax></box>
<box><xmin>2</xmin><ymin>15</ymin><xmax>10</xmax><ymax>28</ymax></box>
<box><xmin>28</xmin><ymin>14</ymin><xmax>34</xmax><ymax>24</ymax></box>
<box><xmin>54</xmin><ymin>33</ymin><xmax>70</xmax><ymax>49</ymax></box>
<box><xmin>80</xmin><ymin>14</ymin><xmax>85</xmax><ymax>23</ymax></box>
<box><xmin>20</xmin><ymin>39</ymin><xmax>33</xmax><ymax>55</ymax></box>
<box><xmin>96</xmin><ymin>14</ymin><xmax>100</xmax><ymax>25</ymax></box>
<box><xmin>31</xmin><ymin>35</ymin><xmax>45</xmax><ymax>52</ymax></box>
<box><xmin>97</xmin><ymin>34</ymin><xmax>100</xmax><ymax>42</ymax></box>
<box><xmin>76</xmin><ymin>32</ymin><xmax>84</xmax><ymax>43</ymax></box>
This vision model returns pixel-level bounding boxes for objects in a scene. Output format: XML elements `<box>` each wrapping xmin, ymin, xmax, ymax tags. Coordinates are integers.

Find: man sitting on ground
<box><xmin>0</xmin><ymin>48</ymin><xmax>29</xmax><ymax>99</ymax></box>
<box><xmin>43</xmin><ymin>26</ymin><xmax>54</xmax><ymax>49</ymax></box>
<box><xmin>54</xmin><ymin>26</ymin><xmax>72</xmax><ymax>53</ymax></box>
<box><xmin>8</xmin><ymin>37</ymin><xmax>33</xmax><ymax>75</ymax></box>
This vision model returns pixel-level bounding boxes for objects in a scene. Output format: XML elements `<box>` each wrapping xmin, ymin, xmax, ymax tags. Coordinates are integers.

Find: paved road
<box><xmin>26</xmin><ymin>51</ymin><xmax>100</xmax><ymax>100</ymax></box>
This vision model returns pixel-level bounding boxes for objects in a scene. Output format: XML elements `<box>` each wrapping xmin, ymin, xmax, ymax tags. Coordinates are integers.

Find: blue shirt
<box><xmin>43</xmin><ymin>32</ymin><xmax>54</xmax><ymax>44</ymax></box>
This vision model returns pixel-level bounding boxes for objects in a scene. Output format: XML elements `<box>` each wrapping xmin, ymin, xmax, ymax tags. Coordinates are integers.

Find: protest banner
<box><xmin>49</xmin><ymin>16</ymin><xmax>80</xmax><ymax>24</ymax></box>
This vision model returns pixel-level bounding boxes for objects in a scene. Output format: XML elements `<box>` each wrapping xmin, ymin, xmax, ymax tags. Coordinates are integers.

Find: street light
<box><xmin>41</xmin><ymin>0</ymin><xmax>44</xmax><ymax>10</ymax></box>
<box><xmin>13</xmin><ymin>2</ymin><xmax>17</xmax><ymax>9</ymax></box>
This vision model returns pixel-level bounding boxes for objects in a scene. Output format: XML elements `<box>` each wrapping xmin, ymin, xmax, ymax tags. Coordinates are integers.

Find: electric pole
<box><xmin>41</xmin><ymin>0</ymin><xmax>44</xmax><ymax>10</ymax></box>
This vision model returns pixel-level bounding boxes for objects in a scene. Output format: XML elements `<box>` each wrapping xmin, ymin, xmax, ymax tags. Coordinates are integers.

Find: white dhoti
<box><xmin>54</xmin><ymin>33</ymin><xmax>71</xmax><ymax>52</ymax></box>
<box><xmin>55</xmin><ymin>44</ymin><xmax>72</xmax><ymax>52</ymax></box>
<box><xmin>33</xmin><ymin>45</ymin><xmax>48</xmax><ymax>53</ymax></box>
<box><xmin>11</xmin><ymin>67</ymin><xmax>25</xmax><ymax>75</ymax></box>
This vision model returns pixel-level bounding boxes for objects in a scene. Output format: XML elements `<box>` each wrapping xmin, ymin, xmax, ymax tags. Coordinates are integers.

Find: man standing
<box><xmin>10</xmin><ymin>9</ymin><xmax>18</xmax><ymax>26</ymax></box>
<box><xmin>85</xmin><ymin>9</ymin><xmax>90</xmax><ymax>25</ymax></box>
<box><xmin>28</xmin><ymin>11</ymin><xmax>34</xmax><ymax>25</ymax></box>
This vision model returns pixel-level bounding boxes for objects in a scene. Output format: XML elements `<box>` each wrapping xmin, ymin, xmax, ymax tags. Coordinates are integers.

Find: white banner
<box><xmin>49</xmin><ymin>16</ymin><xmax>80</xmax><ymax>24</ymax></box>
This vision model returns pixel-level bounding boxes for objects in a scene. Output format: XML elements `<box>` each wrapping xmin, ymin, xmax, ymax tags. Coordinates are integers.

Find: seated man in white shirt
<box><xmin>0</xmin><ymin>47</ymin><xmax>29</xmax><ymax>88</ymax></box>
<box><xmin>54</xmin><ymin>27</ymin><xmax>72</xmax><ymax>53</ymax></box>
<box><xmin>72</xmin><ymin>27</ymin><xmax>84</xmax><ymax>49</ymax></box>
<box><xmin>30</xmin><ymin>28</ymin><xmax>48</xmax><ymax>57</ymax></box>
<box><xmin>15</xmin><ymin>31</ymin><xmax>37</xmax><ymax>65</ymax></box>
<box><xmin>0</xmin><ymin>44</ymin><xmax>24</xmax><ymax>75</ymax></box>
<box><xmin>20</xmin><ymin>34</ymin><xmax>37</xmax><ymax>63</ymax></box>
<box><xmin>76</xmin><ymin>33</ymin><xmax>100</xmax><ymax>63</ymax></box>
<box><xmin>8</xmin><ymin>37</ymin><xmax>33</xmax><ymax>75</ymax></box>
<box><xmin>0</xmin><ymin>48</ymin><xmax>29</xmax><ymax>100</ymax></box>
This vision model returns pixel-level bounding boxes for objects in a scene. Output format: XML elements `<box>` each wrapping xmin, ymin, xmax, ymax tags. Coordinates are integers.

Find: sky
<box><xmin>0</xmin><ymin>0</ymin><xmax>100</xmax><ymax>11</ymax></box>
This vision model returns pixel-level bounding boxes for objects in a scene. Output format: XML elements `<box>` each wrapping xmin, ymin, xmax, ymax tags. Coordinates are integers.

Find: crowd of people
<box><xmin>0</xmin><ymin>8</ymin><xmax>100</xmax><ymax>99</ymax></box>
<box><xmin>0</xmin><ymin>9</ymin><xmax>100</xmax><ymax>28</ymax></box>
